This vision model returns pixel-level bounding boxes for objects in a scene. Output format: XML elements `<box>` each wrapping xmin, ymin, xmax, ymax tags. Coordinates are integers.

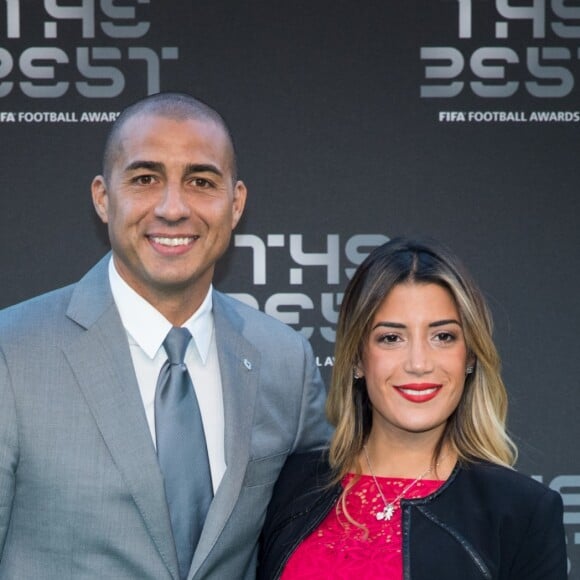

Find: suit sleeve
<box><xmin>510</xmin><ymin>486</ymin><xmax>568</xmax><ymax>579</ymax></box>
<box><xmin>290</xmin><ymin>335</ymin><xmax>333</xmax><ymax>454</ymax></box>
<box><xmin>0</xmin><ymin>348</ymin><xmax>17</xmax><ymax>559</ymax></box>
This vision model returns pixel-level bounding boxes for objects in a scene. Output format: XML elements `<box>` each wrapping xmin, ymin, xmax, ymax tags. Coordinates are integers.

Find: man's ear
<box><xmin>231</xmin><ymin>180</ymin><xmax>247</xmax><ymax>229</ymax></box>
<box><xmin>91</xmin><ymin>175</ymin><xmax>109</xmax><ymax>224</ymax></box>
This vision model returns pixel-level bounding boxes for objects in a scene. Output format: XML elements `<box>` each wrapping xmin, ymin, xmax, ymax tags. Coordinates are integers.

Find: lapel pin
<box><xmin>243</xmin><ymin>358</ymin><xmax>252</xmax><ymax>370</ymax></box>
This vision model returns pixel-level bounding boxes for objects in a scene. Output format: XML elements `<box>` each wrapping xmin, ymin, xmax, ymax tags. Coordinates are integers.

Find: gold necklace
<box><xmin>363</xmin><ymin>446</ymin><xmax>445</xmax><ymax>521</ymax></box>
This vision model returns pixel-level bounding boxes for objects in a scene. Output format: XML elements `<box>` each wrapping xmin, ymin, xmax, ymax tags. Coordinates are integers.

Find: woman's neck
<box><xmin>359</xmin><ymin>428</ymin><xmax>455</xmax><ymax>480</ymax></box>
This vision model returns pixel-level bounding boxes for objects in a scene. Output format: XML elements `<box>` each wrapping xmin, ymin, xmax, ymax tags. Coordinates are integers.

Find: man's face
<box><xmin>92</xmin><ymin>113</ymin><xmax>246</xmax><ymax>312</ymax></box>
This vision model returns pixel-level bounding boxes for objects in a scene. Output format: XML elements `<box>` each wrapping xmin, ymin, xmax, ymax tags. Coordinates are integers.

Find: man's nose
<box><xmin>155</xmin><ymin>183</ymin><xmax>191</xmax><ymax>221</ymax></box>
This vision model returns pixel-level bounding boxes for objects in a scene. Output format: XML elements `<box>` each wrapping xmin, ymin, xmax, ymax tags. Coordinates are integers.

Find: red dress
<box><xmin>281</xmin><ymin>474</ymin><xmax>444</xmax><ymax>580</ymax></box>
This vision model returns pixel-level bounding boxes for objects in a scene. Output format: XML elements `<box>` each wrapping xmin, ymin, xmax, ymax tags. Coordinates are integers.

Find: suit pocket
<box><xmin>243</xmin><ymin>451</ymin><xmax>288</xmax><ymax>488</ymax></box>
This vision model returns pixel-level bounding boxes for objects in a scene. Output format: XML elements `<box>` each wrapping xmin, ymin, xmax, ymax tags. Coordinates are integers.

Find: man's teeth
<box><xmin>399</xmin><ymin>387</ymin><xmax>438</xmax><ymax>396</ymax></box>
<box><xmin>152</xmin><ymin>236</ymin><xmax>194</xmax><ymax>246</ymax></box>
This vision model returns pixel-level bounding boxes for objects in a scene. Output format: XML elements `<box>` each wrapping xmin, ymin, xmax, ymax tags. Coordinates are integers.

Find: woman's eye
<box><xmin>379</xmin><ymin>333</ymin><xmax>400</xmax><ymax>344</ymax></box>
<box><xmin>435</xmin><ymin>331</ymin><xmax>455</xmax><ymax>342</ymax></box>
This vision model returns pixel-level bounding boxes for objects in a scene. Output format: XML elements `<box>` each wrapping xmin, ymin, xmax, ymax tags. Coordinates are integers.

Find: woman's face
<box><xmin>357</xmin><ymin>282</ymin><xmax>469</xmax><ymax>442</ymax></box>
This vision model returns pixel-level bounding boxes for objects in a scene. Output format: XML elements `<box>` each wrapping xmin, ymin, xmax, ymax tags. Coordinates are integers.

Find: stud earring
<box><xmin>353</xmin><ymin>369</ymin><xmax>362</xmax><ymax>380</ymax></box>
<box><xmin>466</xmin><ymin>366</ymin><xmax>474</xmax><ymax>375</ymax></box>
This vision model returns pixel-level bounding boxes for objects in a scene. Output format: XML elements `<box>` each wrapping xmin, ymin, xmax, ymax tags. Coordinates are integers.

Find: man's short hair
<box><xmin>102</xmin><ymin>92</ymin><xmax>238</xmax><ymax>182</ymax></box>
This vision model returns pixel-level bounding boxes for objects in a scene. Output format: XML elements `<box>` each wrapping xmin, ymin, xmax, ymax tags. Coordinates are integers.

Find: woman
<box><xmin>259</xmin><ymin>237</ymin><xmax>567</xmax><ymax>579</ymax></box>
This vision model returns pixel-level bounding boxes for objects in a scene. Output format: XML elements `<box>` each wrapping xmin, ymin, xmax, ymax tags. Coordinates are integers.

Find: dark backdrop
<box><xmin>0</xmin><ymin>2</ymin><xmax>578</xmax><ymax>575</ymax></box>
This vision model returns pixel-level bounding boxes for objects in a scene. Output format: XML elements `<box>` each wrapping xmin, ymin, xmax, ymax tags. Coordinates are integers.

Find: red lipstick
<box><xmin>394</xmin><ymin>383</ymin><xmax>442</xmax><ymax>403</ymax></box>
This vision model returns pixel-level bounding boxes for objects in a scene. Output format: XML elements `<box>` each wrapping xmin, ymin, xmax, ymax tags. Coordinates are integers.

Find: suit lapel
<box><xmin>189</xmin><ymin>291</ymin><xmax>260</xmax><ymax>576</ymax></box>
<box><xmin>63</xmin><ymin>256</ymin><xmax>180</xmax><ymax>580</ymax></box>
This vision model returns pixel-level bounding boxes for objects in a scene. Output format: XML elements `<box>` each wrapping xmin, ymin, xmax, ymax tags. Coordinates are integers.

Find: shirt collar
<box><xmin>108</xmin><ymin>258</ymin><xmax>214</xmax><ymax>363</ymax></box>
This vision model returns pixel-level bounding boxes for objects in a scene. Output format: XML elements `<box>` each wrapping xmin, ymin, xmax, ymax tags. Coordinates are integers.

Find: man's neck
<box><xmin>109</xmin><ymin>258</ymin><xmax>212</xmax><ymax>326</ymax></box>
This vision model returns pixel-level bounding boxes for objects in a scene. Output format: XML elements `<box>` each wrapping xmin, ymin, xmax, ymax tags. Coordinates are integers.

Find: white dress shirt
<box><xmin>108</xmin><ymin>259</ymin><xmax>226</xmax><ymax>492</ymax></box>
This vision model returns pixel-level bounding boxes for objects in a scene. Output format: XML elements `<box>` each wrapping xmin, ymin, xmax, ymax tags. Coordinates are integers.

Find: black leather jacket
<box><xmin>258</xmin><ymin>451</ymin><xmax>567</xmax><ymax>580</ymax></box>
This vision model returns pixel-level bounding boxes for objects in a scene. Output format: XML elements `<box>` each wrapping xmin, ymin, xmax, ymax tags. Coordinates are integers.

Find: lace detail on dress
<box><xmin>281</xmin><ymin>474</ymin><xmax>443</xmax><ymax>580</ymax></box>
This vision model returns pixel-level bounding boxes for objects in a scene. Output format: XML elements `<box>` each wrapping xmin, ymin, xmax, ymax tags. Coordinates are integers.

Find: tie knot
<box><xmin>163</xmin><ymin>326</ymin><xmax>192</xmax><ymax>365</ymax></box>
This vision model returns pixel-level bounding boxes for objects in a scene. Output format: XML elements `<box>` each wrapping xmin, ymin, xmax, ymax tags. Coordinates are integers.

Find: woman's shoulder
<box><xmin>259</xmin><ymin>450</ymin><xmax>339</xmax><ymax>580</ymax></box>
<box><xmin>453</xmin><ymin>461</ymin><xmax>562</xmax><ymax>509</ymax></box>
<box><xmin>262</xmin><ymin>449</ymin><xmax>340</xmax><ymax>552</ymax></box>
<box><xmin>460</xmin><ymin>461</ymin><xmax>549</xmax><ymax>488</ymax></box>
<box><xmin>409</xmin><ymin>461</ymin><xmax>566</xmax><ymax>579</ymax></box>
<box><xmin>270</xmin><ymin>449</ymin><xmax>335</xmax><ymax>503</ymax></box>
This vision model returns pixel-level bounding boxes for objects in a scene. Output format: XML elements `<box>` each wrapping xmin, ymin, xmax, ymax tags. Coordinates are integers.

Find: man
<box><xmin>0</xmin><ymin>93</ymin><xmax>331</xmax><ymax>579</ymax></box>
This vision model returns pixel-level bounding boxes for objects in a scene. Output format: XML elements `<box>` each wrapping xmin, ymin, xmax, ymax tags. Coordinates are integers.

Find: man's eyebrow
<box><xmin>371</xmin><ymin>319</ymin><xmax>462</xmax><ymax>330</ymax></box>
<box><xmin>125</xmin><ymin>160</ymin><xmax>164</xmax><ymax>173</ymax></box>
<box><xmin>184</xmin><ymin>163</ymin><xmax>223</xmax><ymax>177</ymax></box>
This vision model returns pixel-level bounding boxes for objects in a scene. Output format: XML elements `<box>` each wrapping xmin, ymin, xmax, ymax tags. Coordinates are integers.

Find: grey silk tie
<box><xmin>155</xmin><ymin>327</ymin><xmax>213</xmax><ymax>580</ymax></box>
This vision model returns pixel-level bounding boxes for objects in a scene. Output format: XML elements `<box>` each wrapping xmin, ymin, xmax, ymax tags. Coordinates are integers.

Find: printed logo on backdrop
<box><xmin>421</xmin><ymin>0</ymin><xmax>580</xmax><ymax>124</ymax></box>
<box><xmin>0</xmin><ymin>0</ymin><xmax>179</xmax><ymax>123</ymax></box>
<box><xmin>225</xmin><ymin>233</ymin><xmax>389</xmax><ymax>369</ymax></box>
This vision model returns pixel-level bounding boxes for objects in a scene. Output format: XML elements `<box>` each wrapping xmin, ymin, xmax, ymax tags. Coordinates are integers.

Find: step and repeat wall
<box><xmin>0</xmin><ymin>1</ymin><xmax>578</xmax><ymax>575</ymax></box>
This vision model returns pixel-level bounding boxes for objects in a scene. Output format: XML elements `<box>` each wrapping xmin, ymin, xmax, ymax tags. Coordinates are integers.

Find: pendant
<box><xmin>376</xmin><ymin>504</ymin><xmax>395</xmax><ymax>521</ymax></box>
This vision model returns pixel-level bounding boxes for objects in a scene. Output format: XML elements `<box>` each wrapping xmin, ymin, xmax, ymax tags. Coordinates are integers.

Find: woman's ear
<box><xmin>466</xmin><ymin>355</ymin><xmax>476</xmax><ymax>375</ymax></box>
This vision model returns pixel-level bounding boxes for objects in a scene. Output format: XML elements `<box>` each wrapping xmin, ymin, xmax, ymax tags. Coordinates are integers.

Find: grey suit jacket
<box><xmin>0</xmin><ymin>255</ymin><xmax>332</xmax><ymax>579</ymax></box>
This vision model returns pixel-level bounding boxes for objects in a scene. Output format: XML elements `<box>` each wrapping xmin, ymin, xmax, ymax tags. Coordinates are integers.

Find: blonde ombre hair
<box><xmin>327</xmin><ymin>236</ymin><xmax>517</xmax><ymax>482</ymax></box>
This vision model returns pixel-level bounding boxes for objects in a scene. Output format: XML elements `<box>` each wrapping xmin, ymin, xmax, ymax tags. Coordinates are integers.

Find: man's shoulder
<box><xmin>0</xmin><ymin>284</ymin><xmax>75</xmax><ymax>335</ymax></box>
<box><xmin>0</xmin><ymin>256</ymin><xmax>111</xmax><ymax>340</ymax></box>
<box><xmin>214</xmin><ymin>290</ymin><xmax>309</xmax><ymax>343</ymax></box>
